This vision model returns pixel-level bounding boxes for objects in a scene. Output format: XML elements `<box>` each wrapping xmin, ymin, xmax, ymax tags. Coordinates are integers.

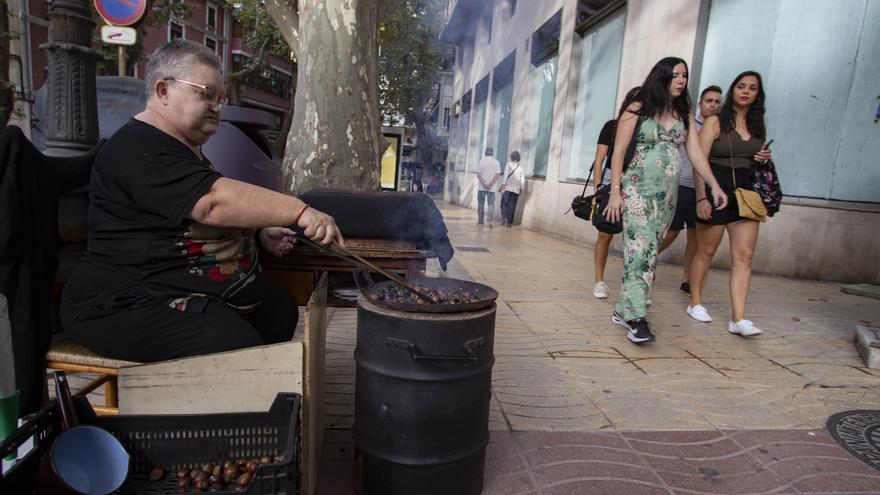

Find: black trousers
<box><xmin>500</xmin><ymin>191</ymin><xmax>519</xmax><ymax>224</ymax></box>
<box><xmin>60</xmin><ymin>278</ymin><xmax>297</xmax><ymax>363</ymax></box>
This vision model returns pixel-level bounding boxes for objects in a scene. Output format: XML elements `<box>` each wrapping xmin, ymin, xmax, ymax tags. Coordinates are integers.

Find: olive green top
<box><xmin>709</xmin><ymin>130</ymin><xmax>763</xmax><ymax>169</ymax></box>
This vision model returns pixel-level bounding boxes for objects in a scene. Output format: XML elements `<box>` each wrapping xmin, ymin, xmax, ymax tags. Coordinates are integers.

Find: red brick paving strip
<box><xmin>316</xmin><ymin>429</ymin><xmax>880</xmax><ymax>494</ymax></box>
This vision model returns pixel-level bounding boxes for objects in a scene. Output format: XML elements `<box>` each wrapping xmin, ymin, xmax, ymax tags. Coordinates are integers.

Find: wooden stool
<box><xmin>46</xmin><ymin>335</ymin><xmax>140</xmax><ymax>415</ymax></box>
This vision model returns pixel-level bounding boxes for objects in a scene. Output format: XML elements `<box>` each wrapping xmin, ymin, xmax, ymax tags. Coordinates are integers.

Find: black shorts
<box><xmin>697</xmin><ymin>165</ymin><xmax>754</xmax><ymax>225</ymax></box>
<box><xmin>669</xmin><ymin>185</ymin><xmax>696</xmax><ymax>231</ymax></box>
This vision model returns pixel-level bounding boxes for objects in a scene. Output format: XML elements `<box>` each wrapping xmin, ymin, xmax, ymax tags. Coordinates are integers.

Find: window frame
<box><xmin>206</xmin><ymin>2</ymin><xmax>218</xmax><ymax>31</ymax></box>
<box><xmin>168</xmin><ymin>21</ymin><xmax>185</xmax><ymax>41</ymax></box>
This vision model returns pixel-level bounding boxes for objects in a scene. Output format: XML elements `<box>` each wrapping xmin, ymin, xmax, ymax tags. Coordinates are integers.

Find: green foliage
<box><xmin>225</xmin><ymin>0</ymin><xmax>289</xmax><ymax>62</ymax></box>
<box><xmin>94</xmin><ymin>1</ymin><xmax>194</xmax><ymax>76</ymax></box>
<box><xmin>378</xmin><ymin>0</ymin><xmax>452</xmax><ymax>122</ymax></box>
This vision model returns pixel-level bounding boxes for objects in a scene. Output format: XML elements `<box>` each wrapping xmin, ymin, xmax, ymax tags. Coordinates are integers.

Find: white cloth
<box><xmin>501</xmin><ymin>161</ymin><xmax>524</xmax><ymax>194</ymax></box>
<box><xmin>476</xmin><ymin>156</ymin><xmax>502</xmax><ymax>192</ymax></box>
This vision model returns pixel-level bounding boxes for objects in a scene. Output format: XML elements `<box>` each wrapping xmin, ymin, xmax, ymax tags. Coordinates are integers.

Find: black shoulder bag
<box><xmin>589</xmin><ymin>115</ymin><xmax>645</xmax><ymax>234</ymax></box>
<box><xmin>569</xmin><ymin>165</ymin><xmax>596</xmax><ymax>221</ymax></box>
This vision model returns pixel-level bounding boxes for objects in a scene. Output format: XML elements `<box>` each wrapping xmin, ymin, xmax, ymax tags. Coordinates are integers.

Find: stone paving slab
<box><xmin>316</xmin><ymin>200</ymin><xmax>880</xmax><ymax>493</ymax></box>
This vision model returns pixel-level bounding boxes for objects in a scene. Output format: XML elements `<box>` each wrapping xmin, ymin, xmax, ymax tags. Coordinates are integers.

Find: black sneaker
<box><xmin>611</xmin><ymin>311</ymin><xmax>632</xmax><ymax>331</ymax></box>
<box><xmin>627</xmin><ymin>318</ymin><xmax>656</xmax><ymax>343</ymax></box>
<box><xmin>680</xmin><ymin>282</ymin><xmax>691</xmax><ymax>295</ymax></box>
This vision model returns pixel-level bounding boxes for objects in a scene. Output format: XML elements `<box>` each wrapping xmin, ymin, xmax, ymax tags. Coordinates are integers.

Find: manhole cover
<box><xmin>457</xmin><ymin>246</ymin><xmax>490</xmax><ymax>253</ymax></box>
<box><xmin>827</xmin><ymin>410</ymin><xmax>880</xmax><ymax>471</ymax></box>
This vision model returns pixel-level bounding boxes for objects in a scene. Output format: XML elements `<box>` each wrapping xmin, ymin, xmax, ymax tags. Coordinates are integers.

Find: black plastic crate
<box><xmin>0</xmin><ymin>393</ymin><xmax>301</xmax><ymax>495</ymax></box>
<box><xmin>0</xmin><ymin>401</ymin><xmax>62</xmax><ymax>495</ymax></box>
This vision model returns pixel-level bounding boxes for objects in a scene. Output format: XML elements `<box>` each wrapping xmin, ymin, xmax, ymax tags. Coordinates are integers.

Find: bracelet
<box><xmin>292</xmin><ymin>203</ymin><xmax>310</xmax><ymax>225</ymax></box>
<box><xmin>696</xmin><ymin>198</ymin><xmax>709</xmax><ymax>204</ymax></box>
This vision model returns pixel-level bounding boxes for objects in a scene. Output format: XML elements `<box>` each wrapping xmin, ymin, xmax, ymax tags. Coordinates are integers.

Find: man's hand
<box><xmin>260</xmin><ymin>227</ymin><xmax>297</xmax><ymax>258</ymax></box>
<box><xmin>299</xmin><ymin>206</ymin><xmax>345</xmax><ymax>246</ymax></box>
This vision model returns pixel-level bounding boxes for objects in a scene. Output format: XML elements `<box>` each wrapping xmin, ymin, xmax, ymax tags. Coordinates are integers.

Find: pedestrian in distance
<box><xmin>499</xmin><ymin>151</ymin><xmax>524</xmax><ymax>227</ymax></box>
<box><xmin>688</xmin><ymin>71</ymin><xmax>773</xmax><ymax>337</ymax></box>
<box><xmin>658</xmin><ymin>85</ymin><xmax>723</xmax><ymax>295</ymax></box>
<box><xmin>476</xmin><ymin>147</ymin><xmax>501</xmax><ymax>228</ymax></box>
<box><xmin>603</xmin><ymin>57</ymin><xmax>728</xmax><ymax>344</ymax></box>
<box><xmin>590</xmin><ymin>86</ymin><xmax>641</xmax><ymax>299</ymax></box>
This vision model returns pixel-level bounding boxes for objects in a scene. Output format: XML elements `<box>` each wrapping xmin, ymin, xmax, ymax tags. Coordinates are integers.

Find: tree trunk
<box><xmin>281</xmin><ymin>0</ymin><xmax>384</xmax><ymax>194</ymax></box>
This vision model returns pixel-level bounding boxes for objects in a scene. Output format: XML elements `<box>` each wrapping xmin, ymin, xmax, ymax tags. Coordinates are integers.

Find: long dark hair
<box><xmin>717</xmin><ymin>70</ymin><xmax>766</xmax><ymax>139</ymax></box>
<box><xmin>617</xmin><ymin>86</ymin><xmax>642</xmax><ymax>119</ymax></box>
<box><xmin>631</xmin><ymin>57</ymin><xmax>692</xmax><ymax>131</ymax></box>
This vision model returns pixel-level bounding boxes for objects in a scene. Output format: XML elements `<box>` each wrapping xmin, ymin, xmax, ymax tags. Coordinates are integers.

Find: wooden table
<box><xmin>261</xmin><ymin>238</ymin><xmax>432</xmax><ymax>306</ymax></box>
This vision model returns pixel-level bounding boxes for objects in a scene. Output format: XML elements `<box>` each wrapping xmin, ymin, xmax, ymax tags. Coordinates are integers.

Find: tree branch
<box><xmin>265</xmin><ymin>0</ymin><xmax>300</xmax><ymax>61</ymax></box>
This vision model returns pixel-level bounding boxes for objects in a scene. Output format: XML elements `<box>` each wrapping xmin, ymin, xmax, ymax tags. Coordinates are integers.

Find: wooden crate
<box><xmin>117</xmin><ymin>273</ymin><xmax>328</xmax><ymax>495</ymax></box>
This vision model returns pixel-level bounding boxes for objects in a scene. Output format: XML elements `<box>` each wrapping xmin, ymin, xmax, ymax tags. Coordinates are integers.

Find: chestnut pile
<box><xmin>149</xmin><ymin>455</ymin><xmax>284</xmax><ymax>493</ymax></box>
<box><xmin>368</xmin><ymin>284</ymin><xmax>480</xmax><ymax>305</ymax></box>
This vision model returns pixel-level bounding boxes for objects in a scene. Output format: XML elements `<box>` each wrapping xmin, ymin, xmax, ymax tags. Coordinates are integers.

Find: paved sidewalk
<box><xmin>316</xmin><ymin>200</ymin><xmax>880</xmax><ymax>494</ymax></box>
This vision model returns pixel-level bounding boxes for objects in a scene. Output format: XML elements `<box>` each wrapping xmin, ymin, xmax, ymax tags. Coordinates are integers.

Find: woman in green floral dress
<box><xmin>604</xmin><ymin>57</ymin><xmax>728</xmax><ymax>344</ymax></box>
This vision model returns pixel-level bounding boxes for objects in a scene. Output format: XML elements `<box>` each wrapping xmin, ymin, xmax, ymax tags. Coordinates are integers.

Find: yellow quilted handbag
<box><xmin>728</xmin><ymin>134</ymin><xmax>767</xmax><ymax>222</ymax></box>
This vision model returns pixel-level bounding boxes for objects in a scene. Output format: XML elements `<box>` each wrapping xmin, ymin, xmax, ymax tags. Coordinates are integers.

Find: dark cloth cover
<box><xmin>299</xmin><ymin>188</ymin><xmax>454</xmax><ymax>270</ymax></box>
<box><xmin>0</xmin><ymin>125</ymin><xmax>100</xmax><ymax>415</ymax></box>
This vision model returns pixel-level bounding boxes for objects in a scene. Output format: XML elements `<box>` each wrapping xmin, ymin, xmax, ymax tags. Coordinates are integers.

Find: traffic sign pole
<box><xmin>118</xmin><ymin>45</ymin><xmax>126</xmax><ymax>76</ymax></box>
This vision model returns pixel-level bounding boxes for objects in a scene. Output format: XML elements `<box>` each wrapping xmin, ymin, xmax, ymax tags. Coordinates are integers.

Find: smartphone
<box><xmin>762</xmin><ymin>139</ymin><xmax>774</xmax><ymax>149</ymax></box>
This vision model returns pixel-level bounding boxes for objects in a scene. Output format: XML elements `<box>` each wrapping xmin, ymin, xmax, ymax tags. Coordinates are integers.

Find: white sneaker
<box><xmin>646</xmin><ymin>299</ymin><xmax>653</xmax><ymax>307</ymax></box>
<box><xmin>593</xmin><ymin>281</ymin><xmax>610</xmax><ymax>299</ymax></box>
<box><xmin>728</xmin><ymin>319</ymin><xmax>762</xmax><ymax>337</ymax></box>
<box><xmin>687</xmin><ymin>304</ymin><xmax>712</xmax><ymax>322</ymax></box>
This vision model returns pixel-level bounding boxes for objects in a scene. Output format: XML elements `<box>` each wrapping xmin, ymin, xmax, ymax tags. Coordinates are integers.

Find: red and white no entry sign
<box><xmin>94</xmin><ymin>0</ymin><xmax>148</xmax><ymax>27</ymax></box>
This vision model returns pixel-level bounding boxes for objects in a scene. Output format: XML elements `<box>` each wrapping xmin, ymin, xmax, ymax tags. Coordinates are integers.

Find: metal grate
<box><xmin>827</xmin><ymin>410</ymin><xmax>880</xmax><ymax>471</ymax></box>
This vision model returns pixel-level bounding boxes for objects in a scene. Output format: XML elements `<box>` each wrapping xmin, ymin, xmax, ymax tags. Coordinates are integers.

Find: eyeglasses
<box><xmin>164</xmin><ymin>77</ymin><xmax>229</xmax><ymax>109</ymax></box>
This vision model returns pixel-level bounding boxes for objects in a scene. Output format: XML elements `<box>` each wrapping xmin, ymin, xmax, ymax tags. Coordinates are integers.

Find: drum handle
<box><xmin>385</xmin><ymin>337</ymin><xmax>485</xmax><ymax>364</ymax></box>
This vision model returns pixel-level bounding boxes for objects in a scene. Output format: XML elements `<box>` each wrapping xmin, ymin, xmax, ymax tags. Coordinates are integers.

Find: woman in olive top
<box><xmin>688</xmin><ymin>71</ymin><xmax>773</xmax><ymax>336</ymax></box>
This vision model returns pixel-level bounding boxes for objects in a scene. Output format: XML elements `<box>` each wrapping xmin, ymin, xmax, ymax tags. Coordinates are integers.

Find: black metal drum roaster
<box><xmin>354</xmin><ymin>277</ymin><xmax>497</xmax><ymax>495</ymax></box>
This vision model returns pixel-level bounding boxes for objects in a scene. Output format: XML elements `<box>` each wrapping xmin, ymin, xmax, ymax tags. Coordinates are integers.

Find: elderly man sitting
<box><xmin>60</xmin><ymin>40</ymin><xmax>343</xmax><ymax>363</ymax></box>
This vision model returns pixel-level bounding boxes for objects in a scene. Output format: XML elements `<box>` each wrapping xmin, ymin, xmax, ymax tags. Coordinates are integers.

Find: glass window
<box><xmin>169</xmin><ymin>22</ymin><xmax>184</xmax><ymax>41</ymax></box>
<box><xmin>564</xmin><ymin>7</ymin><xmax>624</xmax><ymax>181</ymax></box>
<box><xmin>468</xmin><ymin>98</ymin><xmax>487</xmax><ymax>172</ymax></box>
<box><xmin>455</xmin><ymin>110</ymin><xmax>470</xmax><ymax>172</ymax></box>
<box><xmin>205</xmin><ymin>37</ymin><xmax>217</xmax><ymax>53</ymax></box>
<box><xmin>525</xmin><ymin>55</ymin><xmax>558</xmax><ymax>178</ymax></box>
<box><xmin>490</xmin><ymin>80</ymin><xmax>513</xmax><ymax>168</ymax></box>
<box><xmin>207</xmin><ymin>3</ymin><xmax>217</xmax><ymax>30</ymax></box>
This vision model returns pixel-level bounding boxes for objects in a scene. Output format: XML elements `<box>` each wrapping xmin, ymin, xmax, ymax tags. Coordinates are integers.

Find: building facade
<box><xmin>7</xmin><ymin>0</ymin><xmax>293</xmax><ymax>134</ymax></box>
<box><xmin>440</xmin><ymin>0</ymin><xmax>880</xmax><ymax>284</ymax></box>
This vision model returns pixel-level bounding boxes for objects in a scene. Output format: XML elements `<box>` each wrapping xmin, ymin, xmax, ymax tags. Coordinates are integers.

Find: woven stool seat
<box><xmin>47</xmin><ymin>335</ymin><xmax>140</xmax><ymax>369</ymax></box>
<box><xmin>46</xmin><ymin>335</ymin><xmax>141</xmax><ymax>415</ymax></box>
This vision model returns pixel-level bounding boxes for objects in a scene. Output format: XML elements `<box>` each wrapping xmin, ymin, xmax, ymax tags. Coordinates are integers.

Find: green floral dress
<box><xmin>615</xmin><ymin>118</ymin><xmax>687</xmax><ymax>321</ymax></box>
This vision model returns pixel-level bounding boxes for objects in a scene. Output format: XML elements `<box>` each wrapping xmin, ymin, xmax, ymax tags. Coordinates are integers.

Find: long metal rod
<box><xmin>294</xmin><ymin>234</ymin><xmax>435</xmax><ymax>304</ymax></box>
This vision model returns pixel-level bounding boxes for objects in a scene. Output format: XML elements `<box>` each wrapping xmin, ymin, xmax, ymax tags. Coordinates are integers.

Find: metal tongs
<box><xmin>293</xmin><ymin>233</ymin><xmax>436</xmax><ymax>304</ymax></box>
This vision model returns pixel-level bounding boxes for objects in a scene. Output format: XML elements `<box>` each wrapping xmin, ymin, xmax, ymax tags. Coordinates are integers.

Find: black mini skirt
<box><xmin>697</xmin><ymin>164</ymin><xmax>755</xmax><ymax>225</ymax></box>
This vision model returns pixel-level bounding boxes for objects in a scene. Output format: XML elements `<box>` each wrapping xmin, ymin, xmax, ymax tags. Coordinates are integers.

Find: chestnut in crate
<box><xmin>2</xmin><ymin>394</ymin><xmax>300</xmax><ymax>495</ymax></box>
<box><xmin>161</xmin><ymin>455</ymin><xmax>285</xmax><ymax>493</ymax></box>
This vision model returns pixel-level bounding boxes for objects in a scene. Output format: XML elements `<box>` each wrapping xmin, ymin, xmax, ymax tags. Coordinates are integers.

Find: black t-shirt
<box><xmin>595</xmin><ymin>119</ymin><xmax>616</xmax><ymax>182</ymax></box>
<box><xmin>71</xmin><ymin>119</ymin><xmax>264</xmax><ymax>314</ymax></box>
